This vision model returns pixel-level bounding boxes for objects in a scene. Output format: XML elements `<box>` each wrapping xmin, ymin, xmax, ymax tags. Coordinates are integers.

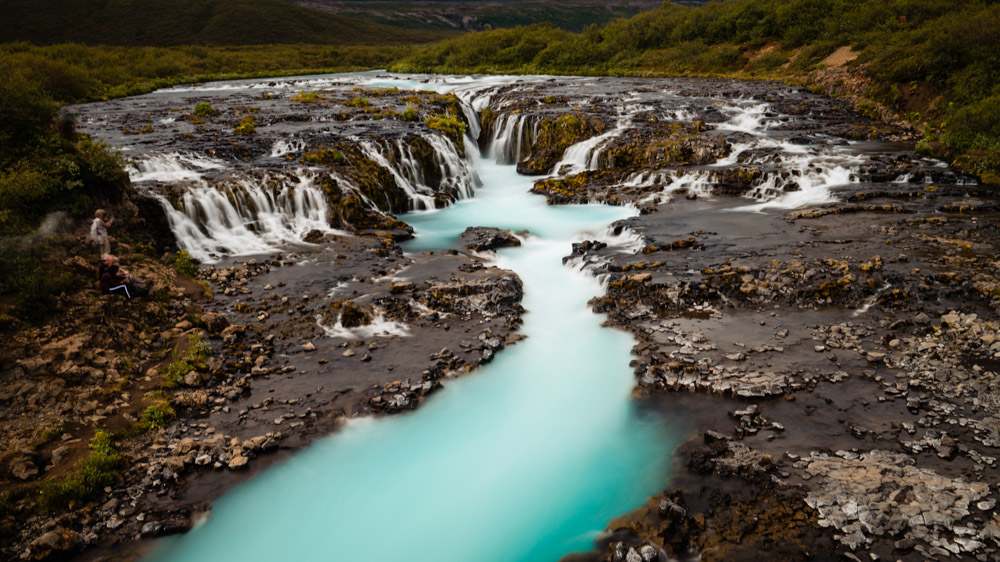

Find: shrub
<box><xmin>162</xmin><ymin>334</ymin><xmax>210</xmax><ymax>388</ymax></box>
<box><xmin>193</xmin><ymin>102</ymin><xmax>218</xmax><ymax>117</ymax></box>
<box><xmin>172</xmin><ymin>250</ymin><xmax>199</xmax><ymax>278</ymax></box>
<box><xmin>400</xmin><ymin>105</ymin><xmax>419</xmax><ymax>122</ymax></box>
<box><xmin>140</xmin><ymin>402</ymin><xmax>175</xmax><ymax>430</ymax></box>
<box><xmin>37</xmin><ymin>431</ymin><xmax>121</xmax><ymax>511</ymax></box>
<box><xmin>291</xmin><ymin>91</ymin><xmax>321</xmax><ymax>103</ymax></box>
<box><xmin>233</xmin><ymin>115</ymin><xmax>256</xmax><ymax>135</ymax></box>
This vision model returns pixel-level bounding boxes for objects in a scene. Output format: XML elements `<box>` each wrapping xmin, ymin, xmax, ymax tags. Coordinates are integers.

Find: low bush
<box><xmin>37</xmin><ymin>431</ymin><xmax>121</xmax><ymax>512</ymax></box>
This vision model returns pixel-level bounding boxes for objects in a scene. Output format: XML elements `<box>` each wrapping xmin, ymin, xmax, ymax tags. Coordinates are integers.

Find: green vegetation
<box><xmin>193</xmin><ymin>102</ymin><xmax>219</xmax><ymax>117</ymax></box>
<box><xmin>301</xmin><ymin>0</ymin><xmax>664</xmax><ymax>34</ymax></box>
<box><xmin>424</xmin><ymin>113</ymin><xmax>468</xmax><ymax>148</ymax></box>
<box><xmin>303</xmin><ymin>147</ymin><xmax>347</xmax><ymax>166</ymax></box>
<box><xmin>0</xmin><ymin>0</ymin><xmax>453</xmax><ymax>47</ymax></box>
<box><xmin>401</xmin><ymin>104</ymin><xmax>420</xmax><ymax>122</ymax></box>
<box><xmin>37</xmin><ymin>431</ymin><xmax>122</xmax><ymax>511</ymax></box>
<box><xmin>233</xmin><ymin>115</ymin><xmax>257</xmax><ymax>135</ymax></box>
<box><xmin>396</xmin><ymin>0</ymin><xmax>1000</xmax><ymax>182</ymax></box>
<box><xmin>162</xmin><ymin>334</ymin><xmax>211</xmax><ymax>388</ymax></box>
<box><xmin>291</xmin><ymin>91</ymin><xmax>323</xmax><ymax>104</ymax></box>
<box><xmin>172</xmin><ymin>250</ymin><xmax>199</xmax><ymax>278</ymax></box>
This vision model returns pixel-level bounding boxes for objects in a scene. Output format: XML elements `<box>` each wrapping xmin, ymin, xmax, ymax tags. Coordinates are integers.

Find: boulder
<box><xmin>30</xmin><ymin>527</ymin><xmax>77</xmax><ymax>559</ymax></box>
<box><xmin>183</xmin><ymin>371</ymin><xmax>204</xmax><ymax>387</ymax></box>
<box><xmin>203</xmin><ymin>312</ymin><xmax>230</xmax><ymax>334</ymax></box>
<box><xmin>460</xmin><ymin>227</ymin><xmax>522</xmax><ymax>252</ymax></box>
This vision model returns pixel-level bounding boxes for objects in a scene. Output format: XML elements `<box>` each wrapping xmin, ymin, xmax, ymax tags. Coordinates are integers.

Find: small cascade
<box><xmin>129</xmin><ymin>152</ymin><xmax>227</xmax><ymax>183</ymax></box>
<box><xmin>358</xmin><ymin>140</ymin><xmax>437</xmax><ymax>211</ymax></box>
<box><xmin>425</xmin><ymin>134</ymin><xmax>480</xmax><ymax>199</ymax></box>
<box><xmin>271</xmin><ymin>138</ymin><xmax>306</xmax><ymax>158</ymax></box>
<box><xmin>155</xmin><ymin>170</ymin><xmax>342</xmax><ymax>263</ymax></box>
<box><xmin>716</xmin><ymin>102</ymin><xmax>770</xmax><ymax>134</ymax></box>
<box><xmin>554</xmin><ymin>124</ymin><xmax>627</xmax><ymax>176</ymax></box>
<box><xmin>489</xmin><ymin>113</ymin><xmax>536</xmax><ymax>165</ymax></box>
<box><xmin>359</xmin><ymin>134</ymin><xmax>478</xmax><ymax>211</ymax></box>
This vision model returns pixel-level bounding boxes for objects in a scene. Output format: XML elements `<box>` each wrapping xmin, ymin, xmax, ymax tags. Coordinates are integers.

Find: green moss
<box><xmin>424</xmin><ymin>113</ymin><xmax>468</xmax><ymax>150</ymax></box>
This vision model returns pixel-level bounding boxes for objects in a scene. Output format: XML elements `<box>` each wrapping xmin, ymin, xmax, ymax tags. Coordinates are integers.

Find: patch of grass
<box><xmin>37</xmin><ymin>431</ymin><xmax>121</xmax><ymax>512</ymax></box>
<box><xmin>345</xmin><ymin>96</ymin><xmax>370</xmax><ymax>108</ymax></box>
<box><xmin>400</xmin><ymin>104</ymin><xmax>419</xmax><ymax>122</ymax></box>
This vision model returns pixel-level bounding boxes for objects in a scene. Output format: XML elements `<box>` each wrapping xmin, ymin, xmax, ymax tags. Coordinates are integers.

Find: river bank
<box><xmin>2</xmin><ymin>72</ymin><xmax>997</xmax><ymax>561</ymax></box>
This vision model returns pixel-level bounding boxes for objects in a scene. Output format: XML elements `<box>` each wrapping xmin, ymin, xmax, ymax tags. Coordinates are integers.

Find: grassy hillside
<box><xmin>0</xmin><ymin>0</ymin><xmax>454</xmax><ymax>46</ymax></box>
<box><xmin>394</xmin><ymin>0</ymin><xmax>1000</xmax><ymax>183</ymax></box>
<box><xmin>296</xmin><ymin>0</ymin><xmax>664</xmax><ymax>33</ymax></box>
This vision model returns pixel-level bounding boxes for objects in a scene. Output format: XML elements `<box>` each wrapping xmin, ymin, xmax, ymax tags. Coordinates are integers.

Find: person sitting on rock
<box><xmin>90</xmin><ymin>209</ymin><xmax>115</xmax><ymax>255</ymax></box>
<box><xmin>100</xmin><ymin>264</ymin><xmax>133</xmax><ymax>299</ymax></box>
<box><xmin>101</xmin><ymin>260</ymin><xmax>150</xmax><ymax>299</ymax></box>
<box><xmin>97</xmin><ymin>253</ymin><xmax>115</xmax><ymax>281</ymax></box>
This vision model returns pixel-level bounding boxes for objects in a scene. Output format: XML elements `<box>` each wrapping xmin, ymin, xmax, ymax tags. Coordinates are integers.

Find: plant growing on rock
<box><xmin>37</xmin><ymin>431</ymin><xmax>121</xmax><ymax>512</ymax></box>
<box><xmin>400</xmin><ymin>104</ymin><xmax>419</xmax><ymax>122</ymax></box>
<box><xmin>291</xmin><ymin>91</ymin><xmax>322</xmax><ymax>104</ymax></box>
<box><xmin>193</xmin><ymin>102</ymin><xmax>218</xmax><ymax>117</ymax></box>
<box><xmin>233</xmin><ymin>115</ymin><xmax>256</xmax><ymax>135</ymax></box>
<box><xmin>424</xmin><ymin>113</ymin><xmax>467</xmax><ymax>150</ymax></box>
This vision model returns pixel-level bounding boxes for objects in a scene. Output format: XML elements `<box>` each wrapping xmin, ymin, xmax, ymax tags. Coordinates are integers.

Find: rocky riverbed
<box><xmin>2</xmin><ymin>72</ymin><xmax>997</xmax><ymax>561</ymax></box>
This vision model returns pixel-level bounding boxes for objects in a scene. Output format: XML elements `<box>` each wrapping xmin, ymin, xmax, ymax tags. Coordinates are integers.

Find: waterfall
<box><xmin>358</xmin><ymin>140</ymin><xmax>438</xmax><ymax>211</ymax></box>
<box><xmin>358</xmin><ymin>133</ymin><xmax>478</xmax><ymax>212</ymax></box>
<box><xmin>154</xmin><ymin>170</ymin><xmax>344</xmax><ymax>263</ymax></box>
<box><xmin>489</xmin><ymin>113</ymin><xmax>534</xmax><ymax>165</ymax></box>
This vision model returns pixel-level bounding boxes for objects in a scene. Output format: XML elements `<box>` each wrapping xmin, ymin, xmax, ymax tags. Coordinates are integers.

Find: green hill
<box><xmin>0</xmin><ymin>0</ymin><xmax>453</xmax><ymax>46</ymax></box>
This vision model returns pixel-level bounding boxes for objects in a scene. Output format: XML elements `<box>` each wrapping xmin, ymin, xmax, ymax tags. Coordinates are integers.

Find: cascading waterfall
<box><xmin>270</xmin><ymin>138</ymin><xmax>306</xmax><ymax>158</ymax></box>
<box><xmin>490</xmin><ymin>113</ymin><xmax>535</xmax><ymax>165</ymax></box>
<box><xmin>152</xmin><ymin>170</ymin><xmax>343</xmax><ymax>263</ymax></box>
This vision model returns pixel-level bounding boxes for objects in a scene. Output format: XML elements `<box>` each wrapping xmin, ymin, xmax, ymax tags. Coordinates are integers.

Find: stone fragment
<box><xmin>30</xmin><ymin>528</ymin><xmax>77</xmax><ymax>558</ymax></box>
<box><xmin>303</xmin><ymin>341</ymin><xmax>316</xmax><ymax>352</ymax></box>
<box><xmin>228</xmin><ymin>455</ymin><xmax>249</xmax><ymax>470</ymax></box>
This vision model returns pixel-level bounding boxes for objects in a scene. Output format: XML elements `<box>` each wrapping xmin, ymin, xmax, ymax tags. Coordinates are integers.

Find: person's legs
<box><xmin>109</xmin><ymin>284</ymin><xmax>131</xmax><ymax>299</ymax></box>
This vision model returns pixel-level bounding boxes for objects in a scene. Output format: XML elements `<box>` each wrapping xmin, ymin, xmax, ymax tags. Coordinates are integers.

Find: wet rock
<box><xmin>460</xmin><ymin>227</ymin><xmax>522</xmax><ymax>252</ymax></box>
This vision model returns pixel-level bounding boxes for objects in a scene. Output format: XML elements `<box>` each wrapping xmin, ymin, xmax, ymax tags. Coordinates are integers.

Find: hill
<box><xmin>0</xmin><ymin>0</ymin><xmax>453</xmax><ymax>46</ymax></box>
<box><xmin>295</xmin><ymin>0</ymin><xmax>666</xmax><ymax>33</ymax></box>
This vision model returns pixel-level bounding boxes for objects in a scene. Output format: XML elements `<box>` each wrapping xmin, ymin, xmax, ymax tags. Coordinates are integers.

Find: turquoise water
<box><xmin>148</xmin><ymin>148</ymin><xmax>680</xmax><ymax>561</ymax></box>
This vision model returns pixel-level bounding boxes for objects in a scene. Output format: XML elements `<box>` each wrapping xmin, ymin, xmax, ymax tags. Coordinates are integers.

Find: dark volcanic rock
<box><xmin>460</xmin><ymin>227</ymin><xmax>522</xmax><ymax>252</ymax></box>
